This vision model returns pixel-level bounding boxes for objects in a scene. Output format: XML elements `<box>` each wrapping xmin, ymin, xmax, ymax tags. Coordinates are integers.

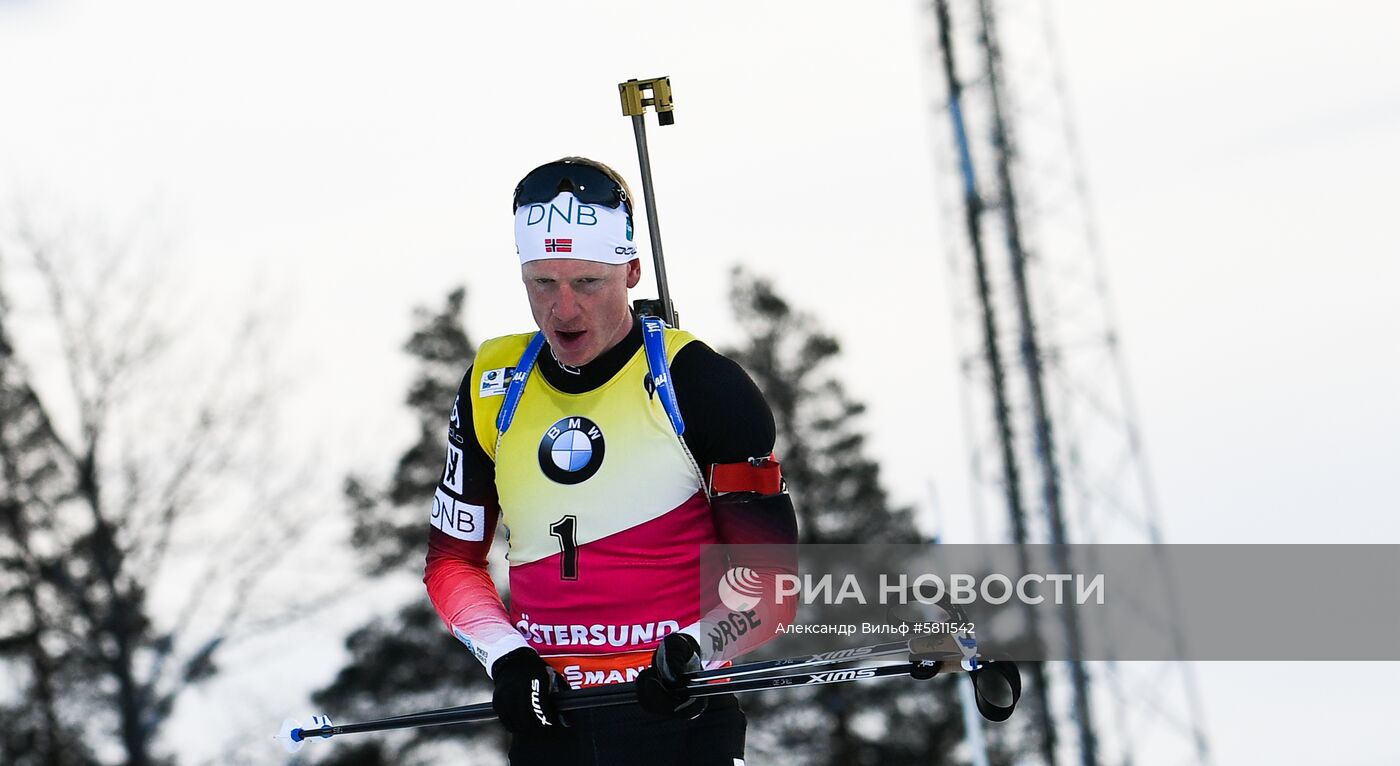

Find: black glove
<box><xmin>491</xmin><ymin>648</ymin><xmax>566</xmax><ymax>734</ymax></box>
<box><xmin>636</xmin><ymin>633</ymin><xmax>708</xmax><ymax>717</ymax></box>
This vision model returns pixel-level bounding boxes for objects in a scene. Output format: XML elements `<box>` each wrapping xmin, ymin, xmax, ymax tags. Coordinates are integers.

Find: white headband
<box><xmin>514</xmin><ymin>192</ymin><xmax>637</xmax><ymax>265</ymax></box>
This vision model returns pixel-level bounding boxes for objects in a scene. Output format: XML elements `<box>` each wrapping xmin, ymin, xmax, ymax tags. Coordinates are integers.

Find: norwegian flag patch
<box><xmin>544</xmin><ymin>238</ymin><xmax>573</xmax><ymax>253</ymax></box>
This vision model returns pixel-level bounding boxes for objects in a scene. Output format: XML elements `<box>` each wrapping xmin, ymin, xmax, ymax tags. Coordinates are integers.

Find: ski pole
<box><xmin>683</xmin><ymin>658</ymin><xmax>1020</xmax><ymax>722</ymax></box>
<box><xmin>689</xmin><ymin>630</ymin><xmax>977</xmax><ymax>682</ymax></box>
<box><xmin>618</xmin><ymin>76</ymin><xmax>678</xmax><ymax>327</ymax></box>
<box><xmin>276</xmin><ymin>637</ymin><xmax>946</xmax><ymax>750</ymax></box>
<box><xmin>275</xmin><ymin>655</ymin><xmax>1019</xmax><ymax>752</ymax></box>
<box><xmin>276</xmin><ymin>684</ymin><xmax>636</xmax><ymax>752</ymax></box>
<box><xmin>278</xmin><ymin>642</ymin><xmax>941</xmax><ymax>750</ymax></box>
<box><xmin>274</xmin><ymin>661</ymin><xmax>898</xmax><ymax>752</ymax></box>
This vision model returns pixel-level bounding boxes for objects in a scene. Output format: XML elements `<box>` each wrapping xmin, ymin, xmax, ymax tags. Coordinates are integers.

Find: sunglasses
<box><xmin>512</xmin><ymin>161</ymin><xmax>631</xmax><ymax>214</ymax></box>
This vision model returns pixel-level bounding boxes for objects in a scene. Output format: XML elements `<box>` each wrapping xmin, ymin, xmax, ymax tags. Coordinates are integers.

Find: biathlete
<box><xmin>424</xmin><ymin>157</ymin><xmax>799</xmax><ymax>764</ymax></box>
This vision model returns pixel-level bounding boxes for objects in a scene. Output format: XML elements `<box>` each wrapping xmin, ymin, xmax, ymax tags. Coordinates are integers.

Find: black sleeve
<box><xmin>670</xmin><ymin>341</ymin><xmax>776</xmax><ymax>467</ymax></box>
<box><xmin>443</xmin><ymin>366</ymin><xmax>499</xmax><ymax>508</ymax></box>
<box><xmin>672</xmin><ymin>342</ymin><xmax>799</xmax><ymax>550</ymax></box>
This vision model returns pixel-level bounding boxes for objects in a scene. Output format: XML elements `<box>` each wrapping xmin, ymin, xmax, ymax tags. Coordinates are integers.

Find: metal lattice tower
<box><xmin>923</xmin><ymin>1</ymin><xmax>1212</xmax><ymax>764</ymax></box>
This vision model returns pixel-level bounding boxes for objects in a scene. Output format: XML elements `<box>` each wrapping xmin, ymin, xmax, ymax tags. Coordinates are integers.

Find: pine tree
<box><xmin>726</xmin><ymin>268</ymin><xmax>1003</xmax><ymax>765</ymax></box>
<box><xmin>724</xmin><ymin>268</ymin><xmax>920</xmax><ymax>546</ymax></box>
<box><xmin>309</xmin><ymin>288</ymin><xmax>506</xmax><ymax>765</ymax></box>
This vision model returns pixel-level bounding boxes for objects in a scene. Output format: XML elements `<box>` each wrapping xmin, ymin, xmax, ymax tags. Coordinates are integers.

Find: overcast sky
<box><xmin>2</xmin><ymin>0</ymin><xmax>1397</xmax><ymax>764</ymax></box>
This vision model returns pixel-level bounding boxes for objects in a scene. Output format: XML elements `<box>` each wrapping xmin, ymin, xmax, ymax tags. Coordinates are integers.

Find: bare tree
<box><xmin>0</xmin><ymin>210</ymin><xmax>320</xmax><ymax>765</ymax></box>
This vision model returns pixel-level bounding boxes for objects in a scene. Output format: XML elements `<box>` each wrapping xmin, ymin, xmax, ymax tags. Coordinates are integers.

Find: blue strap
<box><xmin>496</xmin><ymin>332</ymin><xmax>547</xmax><ymax>434</ymax></box>
<box><xmin>641</xmin><ymin>316</ymin><xmax>685</xmax><ymax>437</ymax></box>
<box><xmin>497</xmin><ymin>324</ymin><xmax>682</xmax><ymax>438</ymax></box>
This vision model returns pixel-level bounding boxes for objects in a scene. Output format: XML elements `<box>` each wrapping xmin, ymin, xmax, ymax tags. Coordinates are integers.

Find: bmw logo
<box><xmin>538</xmin><ymin>416</ymin><xmax>606</xmax><ymax>484</ymax></box>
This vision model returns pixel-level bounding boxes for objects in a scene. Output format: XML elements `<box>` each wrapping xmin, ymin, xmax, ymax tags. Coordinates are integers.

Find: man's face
<box><xmin>522</xmin><ymin>258</ymin><xmax>641</xmax><ymax>367</ymax></box>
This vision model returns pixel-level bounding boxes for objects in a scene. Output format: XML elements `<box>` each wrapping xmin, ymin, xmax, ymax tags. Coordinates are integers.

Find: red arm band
<box><xmin>708</xmin><ymin>454</ymin><xmax>784</xmax><ymax>495</ymax></box>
